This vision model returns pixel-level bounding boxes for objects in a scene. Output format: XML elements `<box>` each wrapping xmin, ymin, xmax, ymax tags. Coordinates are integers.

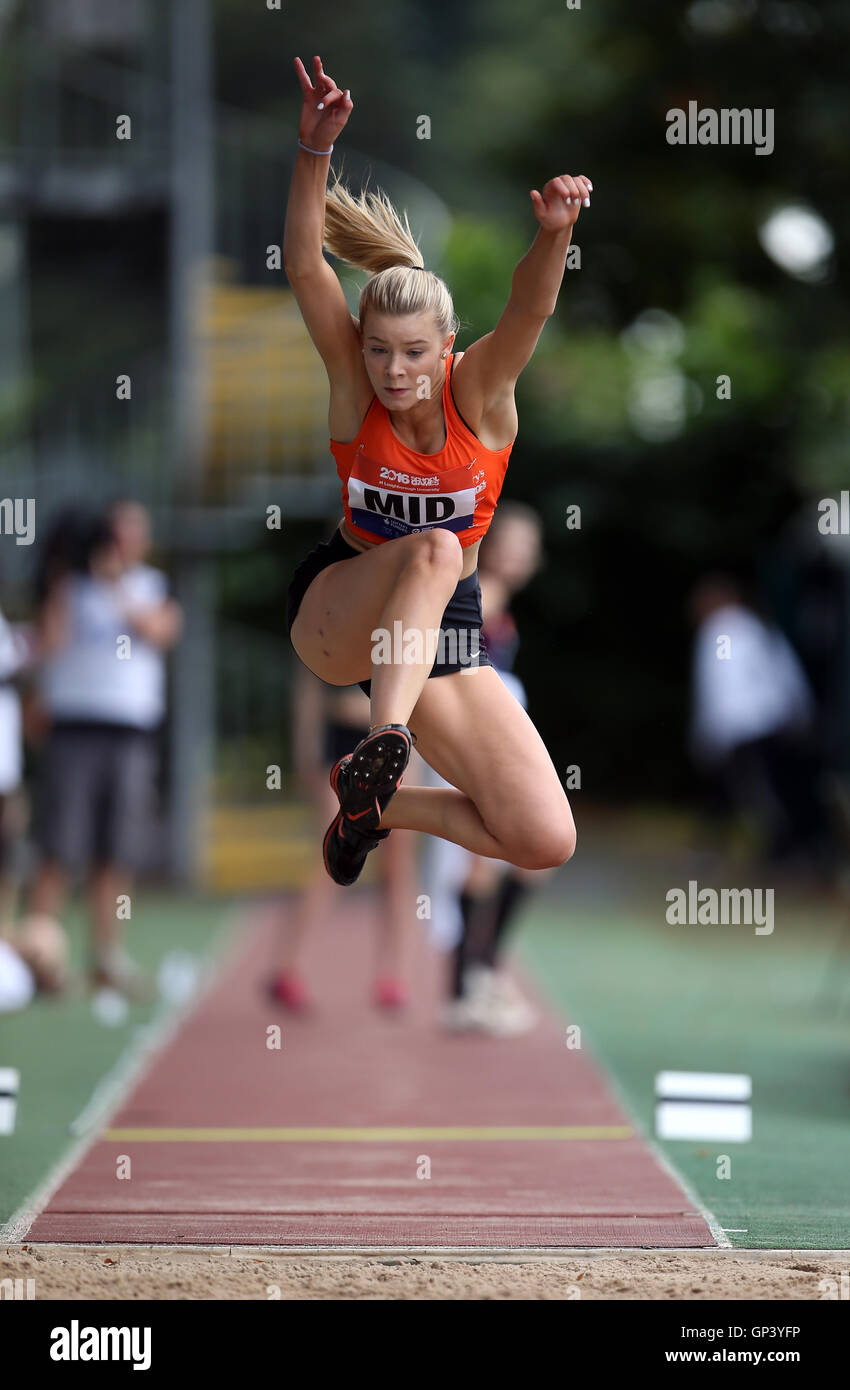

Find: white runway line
<box><xmin>0</xmin><ymin>904</ymin><xmax>247</xmax><ymax>1244</ymax></box>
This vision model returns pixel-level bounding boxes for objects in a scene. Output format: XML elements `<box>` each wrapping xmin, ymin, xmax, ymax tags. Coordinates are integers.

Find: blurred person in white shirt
<box><xmin>25</xmin><ymin>502</ymin><xmax>182</xmax><ymax>996</ymax></box>
<box><xmin>687</xmin><ymin>572</ymin><xmax>829</xmax><ymax>871</ymax></box>
<box><xmin>0</xmin><ymin>600</ymin><xmax>33</xmax><ymax>935</ymax></box>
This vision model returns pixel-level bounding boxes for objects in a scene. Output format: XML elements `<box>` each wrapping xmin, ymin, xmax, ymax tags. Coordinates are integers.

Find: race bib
<box><xmin>347</xmin><ymin>445</ymin><xmax>485</xmax><ymax>541</ymax></box>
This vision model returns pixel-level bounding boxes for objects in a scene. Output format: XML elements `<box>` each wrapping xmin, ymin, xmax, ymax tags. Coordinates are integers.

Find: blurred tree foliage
<box><xmin>215</xmin><ymin>0</ymin><xmax>849</xmax><ymax>799</ymax></box>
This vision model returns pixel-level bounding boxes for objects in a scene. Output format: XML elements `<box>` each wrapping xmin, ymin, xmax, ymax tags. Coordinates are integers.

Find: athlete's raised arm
<box><xmin>458</xmin><ymin>174</ymin><xmax>593</xmax><ymax>410</ymax></box>
<box><xmin>283</xmin><ymin>56</ymin><xmax>359</xmax><ymax>385</ymax></box>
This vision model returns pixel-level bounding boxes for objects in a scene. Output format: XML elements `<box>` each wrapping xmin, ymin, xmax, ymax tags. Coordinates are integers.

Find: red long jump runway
<box><xmin>27</xmin><ymin>898</ymin><xmax>717</xmax><ymax>1248</ymax></box>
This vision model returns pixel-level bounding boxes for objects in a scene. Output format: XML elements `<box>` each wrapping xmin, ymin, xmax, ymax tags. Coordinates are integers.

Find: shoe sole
<box><xmin>343</xmin><ymin>729</ymin><xmax>411</xmax><ymax>828</ymax></box>
<box><xmin>323</xmin><ymin>728</ymin><xmax>411</xmax><ymax>885</ymax></box>
<box><xmin>329</xmin><ymin>730</ymin><xmax>411</xmax><ymax>819</ymax></box>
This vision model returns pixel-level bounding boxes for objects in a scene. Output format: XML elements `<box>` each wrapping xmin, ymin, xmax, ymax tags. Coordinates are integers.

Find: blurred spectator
<box><xmin>268</xmin><ymin>667</ymin><xmax>418</xmax><ymax>1011</ymax></box>
<box><xmin>422</xmin><ymin>502</ymin><xmax>553</xmax><ymax>1035</ymax></box>
<box><xmin>0</xmin><ymin>600</ymin><xmax>32</xmax><ymax>935</ymax></box>
<box><xmin>0</xmin><ymin>915</ymin><xmax>69</xmax><ymax>1012</ymax></box>
<box><xmin>25</xmin><ymin>501</ymin><xmax>183</xmax><ymax>997</ymax></box>
<box><xmin>687</xmin><ymin>572</ymin><xmax>831</xmax><ymax>872</ymax></box>
<box><xmin>32</xmin><ymin>505</ymin><xmax>94</xmax><ymax>608</ymax></box>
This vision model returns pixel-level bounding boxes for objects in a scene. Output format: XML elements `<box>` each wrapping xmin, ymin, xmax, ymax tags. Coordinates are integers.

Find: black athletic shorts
<box><xmin>286</xmin><ymin>526</ymin><xmax>492</xmax><ymax>697</ymax></box>
<box><xmin>33</xmin><ymin>720</ymin><xmax>159</xmax><ymax>874</ymax></box>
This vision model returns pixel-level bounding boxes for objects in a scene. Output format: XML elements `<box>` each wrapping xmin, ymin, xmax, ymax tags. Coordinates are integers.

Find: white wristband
<box><xmin>298</xmin><ymin>139</ymin><xmax>333</xmax><ymax>156</ymax></box>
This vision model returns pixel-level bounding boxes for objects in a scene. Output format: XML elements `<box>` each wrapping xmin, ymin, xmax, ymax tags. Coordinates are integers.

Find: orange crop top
<box><xmin>329</xmin><ymin>353</ymin><xmax>514</xmax><ymax>548</ymax></box>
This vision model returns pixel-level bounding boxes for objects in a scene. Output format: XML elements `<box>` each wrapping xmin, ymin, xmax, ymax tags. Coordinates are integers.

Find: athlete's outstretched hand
<box><xmin>530</xmin><ymin>174</ymin><xmax>593</xmax><ymax>231</ymax></box>
<box><xmin>294</xmin><ymin>55</ymin><xmax>353</xmax><ymax>149</ymax></box>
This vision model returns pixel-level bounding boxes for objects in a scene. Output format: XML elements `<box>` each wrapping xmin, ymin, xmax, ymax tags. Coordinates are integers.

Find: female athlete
<box><xmin>285</xmin><ymin>54</ymin><xmax>588</xmax><ymax>888</ymax></box>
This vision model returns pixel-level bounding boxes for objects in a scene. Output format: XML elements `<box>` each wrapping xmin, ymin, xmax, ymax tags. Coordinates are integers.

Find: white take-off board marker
<box><xmin>655</xmin><ymin>1071</ymin><xmax>752</xmax><ymax>1142</ymax></box>
<box><xmin>0</xmin><ymin>1066</ymin><xmax>20</xmax><ymax>1135</ymax></box>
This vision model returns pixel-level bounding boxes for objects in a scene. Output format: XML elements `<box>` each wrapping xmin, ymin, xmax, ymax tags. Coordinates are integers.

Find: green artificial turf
<box><xmin>519</xmin><ymin>883</ymin><xmax>850</xmax><ymax>1250</ymax></box>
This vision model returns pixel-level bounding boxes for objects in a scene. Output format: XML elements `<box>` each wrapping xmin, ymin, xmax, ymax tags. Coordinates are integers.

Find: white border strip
<box><xmin>0</xmin><ymin>900</ymin><xmax>249</xmax><ymax>1244</ymax></box>
<box><xmin>4</xmin><ymin>1244</ymin><xmax>848</xmax><ymax>1259</ymax></box>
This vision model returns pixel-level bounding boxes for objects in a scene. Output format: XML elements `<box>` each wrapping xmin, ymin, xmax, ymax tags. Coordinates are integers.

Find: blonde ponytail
<box><xmin>323</xmin><ymin>170</ymin><xmax>459</xmax><ymax>340</ymax></box>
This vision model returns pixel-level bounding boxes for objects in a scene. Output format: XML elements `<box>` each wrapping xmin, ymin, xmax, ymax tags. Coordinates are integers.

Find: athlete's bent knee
<box><xmin>403</xmin><ymin>527</ymin><xmax>463</xmax><ymax>576</ymax></box>
<box><xmin>510</xmin><ymin>818</ymin><xmax>577</xmax><ymax>871</ymax></box>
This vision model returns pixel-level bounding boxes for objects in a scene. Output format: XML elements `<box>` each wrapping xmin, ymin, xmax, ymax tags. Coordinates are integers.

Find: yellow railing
<box><xmin>199</xmin><ymin>280</ymin><xmax>330</xmax><ymax>479</ymax></box>
<box><xmin>201</xmin><ymin>803</ymin><xmax>385</xmax><ymax>893</ymax></box>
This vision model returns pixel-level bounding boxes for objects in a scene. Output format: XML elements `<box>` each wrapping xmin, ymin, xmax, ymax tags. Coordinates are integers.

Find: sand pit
<box><xmin>3</xmin><ymin>1246</ymin><xmax>848</xmax><ymax>1300</ymax></box>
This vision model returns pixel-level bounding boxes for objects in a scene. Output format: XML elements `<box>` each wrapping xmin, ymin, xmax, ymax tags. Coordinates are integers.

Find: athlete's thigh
<box><xmin>291</xmin><ymin>535</ymin><xmax>416</xmax><ymax>685</ymax></box>
<box><xmin>407</xmin><ymin>666</ymin><xmax>575</xmax><ymax>858</ymax></box>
